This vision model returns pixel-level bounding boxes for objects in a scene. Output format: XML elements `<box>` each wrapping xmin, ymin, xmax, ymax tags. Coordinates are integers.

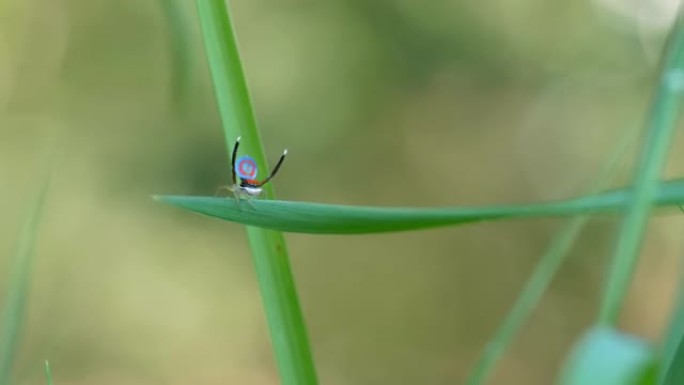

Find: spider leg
<box><xmin>242</xmin><ymin>195</ymin><xmax>256</xmax><ymax>209</ymax></box>
<box><xmin>231</xmin><ymin>186</ymin><xmax>242</xmax><ymax>205</ymax></box>
<box><xmin>230</xmin><ymin>188</ymin><xmax>257</xmax><ymax>210</ymax></box>
<box><xmin>231</xmin><ymin>137</ymin><xmax>241</xmax><ymax>186</ymax></box>
<box><xmin>215</xmin><ymin>185</ymin><xmax>234</xmax><ymax>197</ymax></box>
<box><xmin>256</xmin><ymin>149</ymin><xmax>287</xmax><ymax>187</ymax></box>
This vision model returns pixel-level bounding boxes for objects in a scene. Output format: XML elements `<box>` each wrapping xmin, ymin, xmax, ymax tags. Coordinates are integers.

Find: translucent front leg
<box><xmin>215</xmin><ymin>185</ymin><xmax>234</xmax><ymax>197</ymax></box>
<box><xmin>227</xmin><ymin>188</ymin><xmax>257</xmax><ymax>209</ymax></box>
<box><xmin>215</xmin><ymin>185</ymin><xmax>257</xmax><ymax>209</ymax></box>
<box><xmin>247</xmin><ymin>197</ymin><xmax>257</xmax><ymax>209</ymax></box>
<box><xmin>239</xmin><ymin>192</ymin><xmax>256</xmax><ymax>209</ymax></box>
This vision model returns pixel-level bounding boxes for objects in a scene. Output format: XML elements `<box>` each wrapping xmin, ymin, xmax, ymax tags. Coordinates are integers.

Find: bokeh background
<box><xmin>2</xmin><ymin>0</ymin><xmax>684</xmax><ymax>384</ymax></box>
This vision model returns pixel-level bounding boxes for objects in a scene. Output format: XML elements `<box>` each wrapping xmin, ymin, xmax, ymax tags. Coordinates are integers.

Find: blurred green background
<box><xmin>1</xmin><ymin>0</ymin><xmax>683</xmax><ymax>384</ymax></box>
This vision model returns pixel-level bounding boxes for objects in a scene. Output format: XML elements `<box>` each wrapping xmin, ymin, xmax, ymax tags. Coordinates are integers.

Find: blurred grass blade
<box><xmin>195</xmin><ymin>1</ymin><xmax>318</xmax><ymax>384</ymax></box>
<box><xmin>661</xmin><ymin>334</ymin><xmax>684</xmax><ymax>384</ymax></box>
<box><xmin>465</xmin><ymin>130</ymin><xmax>636</xmax><ymax>385</ymax></box>
<box><xmin>155</xmin><ymin>178</ymin><xmax>684</xmax><ymax>234</ymax></box>
<box><xmin>598</xmin><ymin>6</ymin><xmax>684</xmax><ymax>325</ymax></box>
<box><xmin>0</xmin><ymin>179</ymin><xmax>51</xmax><ymax>385</ymax></box>
<box><xmin>557</xmin><ymin>327</ymin><xmax>657</xmax><ymax>385</ymax></box>
<box><xmin>660</xmin><ymin>245</ymin><xmax>684</xmax><ymax>383</ymax></box>
<box><xmin>159</xmin><ymin>0</ymin><xmax>193</xmax><ymax>108</ymax></box>
<box><xmin>44</xmin><ymin>360</ymin><xmax>52</xmax><ymax>385</ymax></box>
<box><xmin>467</xmin><ymin>221</ymin><xmax>586</xmax><ymax>385</ymax></box>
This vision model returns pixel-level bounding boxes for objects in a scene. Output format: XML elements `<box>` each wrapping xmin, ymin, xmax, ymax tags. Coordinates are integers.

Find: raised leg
<box><xmin>257</xmin><ymin>149</ymin><xmax>287</xmax><ymax>187</ymax></box>
<box><xmin>231</xmin><ymin>137</ymin><xmax>241</xmax><ymax>186</ymax></box>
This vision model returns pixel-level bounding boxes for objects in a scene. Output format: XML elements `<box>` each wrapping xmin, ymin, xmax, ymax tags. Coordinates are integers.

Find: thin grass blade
<box><xmin>598</xmin><ymin>6</ymin><xmax>684</xmax><ymax>325</ymax></box>
<box><xmin>44</xmin><ymin>360</ymin><xmax>52</xmax><ymax>385</ymax></box>
<box><xmin>159</xmin><ymin>0</ymin><xmax>193</xmax><ymax>108</ymax></box>
<box><xmin>465</xmin><ymin>129</ymin><xmax>637</xmax><ymax>385</ymax></box>
<box><xmin>0</xmin><ymin>178</ymin><xmax>51</xmax><ymax>385</ymax></box>
<box><xmin>659</xmin><ymin>242</ymin><xmax>684</xmax><ymax>383</ymax></box>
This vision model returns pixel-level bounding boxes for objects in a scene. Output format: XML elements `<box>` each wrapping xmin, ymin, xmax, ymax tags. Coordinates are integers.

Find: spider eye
<box><xmin>235</xmin><ymin>156</ymin><xmax>258</xmax><ymax>179</ymax></box>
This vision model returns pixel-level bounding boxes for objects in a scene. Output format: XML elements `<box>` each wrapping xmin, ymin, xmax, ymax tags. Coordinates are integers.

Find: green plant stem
<box><xmin>598</xmin><ymin>8</ymin><xmax>684</xmax><ymax>325</ymax></box>
<box><xmin>194</xmin><ymin>1</ymin><xmax>317</xmax><ymax>384</ymax></box>
<box><xmin>0</xmin><ymin>179</ymin><xmax>50</xmax><ymax>385</ymax></box>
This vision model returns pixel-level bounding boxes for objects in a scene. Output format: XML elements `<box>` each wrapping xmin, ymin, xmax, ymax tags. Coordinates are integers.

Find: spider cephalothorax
<box><xmin>217</xmin><ymin>137</ymin><xmax>287</xmax><ymax>201</ymax></box>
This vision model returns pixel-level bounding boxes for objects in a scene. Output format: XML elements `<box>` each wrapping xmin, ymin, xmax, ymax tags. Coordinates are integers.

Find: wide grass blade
<box><xmin>155</xmin><ymin>178</ymin><xmax>684</xmax><ymax>234</ymax></box>
<box><xmin>0</xmin><ymin>179</ymin><xmax>50</xmax><ymax>384</ymax></box>
<box><xmin>661</xmin><ymin>333</ymin><xmax>684</xmax><ymax>384</ymax></box>
<box><xmin>598</xmin><ymin>6</ymin><xmax>684</xmax><ymax>325</ymax></box>
<box><xmin>557</xmin><ymin>327</ymin><xmax>657</xmax><ymax>385</ymax></box>
<box><xmin>194</xmin><ymin>1</ymin><xmax>317</xmax><ymax>384</ymax></box>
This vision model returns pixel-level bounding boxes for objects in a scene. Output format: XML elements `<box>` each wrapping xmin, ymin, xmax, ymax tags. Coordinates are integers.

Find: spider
<box><xmin>216</xmin><ymin>136</ymin><xmax>287</xmax><ymax>202</ymax></box>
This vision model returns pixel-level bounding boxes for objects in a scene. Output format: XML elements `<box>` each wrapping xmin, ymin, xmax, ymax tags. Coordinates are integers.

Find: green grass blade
<box><xmin>194</xmin><ymin>1</ymin><xmax>317</xmax><ymax>384</ymax></box>
<box><xmin>155</xmin><ymin>178</ymin><xmax>684</xmax><ymax>234</ymax></box>
<box><xmin>159</xmin><ymin>0</ymin><xmax>193</xmax><ymax>108</ymax></box>
<box><xmin>195</xmin><ymin>0</ymin><xmax>266</xmax><ymax>156</ymax></box>
<box><xmin>465</xmin><ymin>131</ymin><xmax>637</xmax><ymax>385</ymax></box>
<box><xmin>44</xmin><ymin>360</ymin><xmax>52</xmax><ymax>385</ymax></box>
<box><xmin>661</xmin><ymin>333</ymin><xmax>684</xmax><ymax>384</ymax></box>
<box><xmin>598</xmin><ymin>7</ymin><xmax>684</xmax><ymax>325</ymax></box>
<box><xmin>0</xmin><ymin>179</ymin><xmax>51</xmax><ymax>385</ymax></box>
<box><xmin>660</xmin><ymin>250</ymin><xmax>684</xmax><ymax>383</ymax></box>
<box><xmin>466</xmin><ymin>221</ymin><xmax>586</xmax><ymax>385</ymax></box>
